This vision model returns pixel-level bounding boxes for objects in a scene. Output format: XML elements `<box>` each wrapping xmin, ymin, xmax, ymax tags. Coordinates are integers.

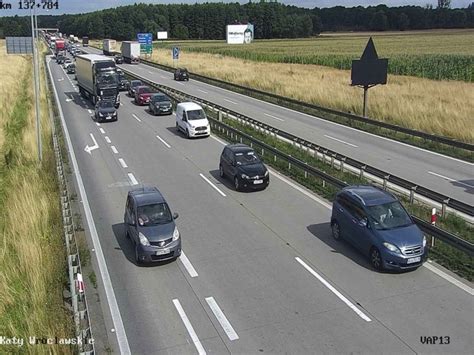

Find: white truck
<box><xmin>103</xmin><ymin>39</ymin><xmax>116</xmax><ymax>56</ymax></box>
<box><xmin>121</xmin><ymin>41</ymin><xmax>140</xmax><ymax>64</ymax></box>
<box><xmin>76</xmin><ymin>54</ymin><xmax>120</xmax><ymax>107</ymax></box>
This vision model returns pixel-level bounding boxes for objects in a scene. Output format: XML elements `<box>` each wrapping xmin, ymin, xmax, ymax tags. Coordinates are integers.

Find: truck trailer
<box><xmin>121</xmin><ymin>41</ymin><xmax>140</xmax><ymax>64</ymax></box>
<box><xmin>54</xmin><ymin>39</ymin><xmax>65</xmax><ymax>54</ymax></box>
<box><xmin>76</xmin><ymin>54</ymin><xmax>120</xmax><ymax>107</ymax></box>
<box><xmin>82</xmin><ymin>36</ymin><xmax>89</xmax><ymax>47</ymax></box>
<box><xmin>103</xmin><ymin>39</ymin><xmax>117</xmax><ymax>56</ymax></box>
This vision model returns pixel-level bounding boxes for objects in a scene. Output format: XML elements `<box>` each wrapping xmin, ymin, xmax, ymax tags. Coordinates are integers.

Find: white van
<box><xmin>175</xmin><ymin>102</ymin><xmax>210</xmax><ymax>138</ymax></box>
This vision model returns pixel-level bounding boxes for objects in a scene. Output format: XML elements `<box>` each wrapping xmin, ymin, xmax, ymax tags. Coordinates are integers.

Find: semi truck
<box><xmin>82</xmin><ymin>36</ymin><xmax>89</xmax><ymax>47</ymax></box>
<box><xmin>121</xmin><ymin>41</ymin><xmax>140</xmax><ymax>64</ymax></box>
<box><xmin>103</xmin><ymin>39</ymin><xmax>117</xmax><ymax>56</ymax></box>
<box><xmin>54</xmin><ymin>39</ymin><xmax>65</xmax><ymax>54</ymax></box>
<box><xmin>76</xmin><ymin>54</ymin><xmax>120</xmax><ymax>108</ymax></box>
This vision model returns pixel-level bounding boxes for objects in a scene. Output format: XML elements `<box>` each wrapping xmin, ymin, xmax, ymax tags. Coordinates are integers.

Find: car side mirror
<box><xmin>173</xmin><ymin>212</ymin><xmax>179</xmax><ymax>220</ymax></box>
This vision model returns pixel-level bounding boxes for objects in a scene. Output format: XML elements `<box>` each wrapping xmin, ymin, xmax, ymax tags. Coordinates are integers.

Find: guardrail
<box><xmin>112</xmin><ymin>65</ymin><xmax>474</xmax><ymax>260</ymax></box>
<box><xmin>87</xmin><ymin>44</ymin><xmax>473</xmax><ymax>153</ymax></box>
<box><xmin>117</xmin><ymin>66</ymin><xmax>474</xmax><ymax>220</ymax></box>
<box><xmin>45</xmin><ymin>51</ymin><xmax>95</xmax><ymax>354</ymax></box>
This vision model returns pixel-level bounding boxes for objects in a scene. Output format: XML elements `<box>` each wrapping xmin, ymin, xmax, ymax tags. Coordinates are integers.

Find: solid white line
<box><xmin>87</xmin><ymin>109</ymin><xmax>92</xmax><ymax>114</ymax></box>
<box><xmin>128</xmin><ymin>173</ymin><xmax>138</xmax><ymax>185</ymax></box>
<box><xmin>105</xmin><ymin>136</ymin><xmax>111</xmax><ymax>144</ymax></box>
<box><xmin>264</xmin><ymin>113</ymin><xmax>284</xmax><ymax>121</ymax></box>
<box><xmin>191</xmin><ymin>76</ymin><xmax>473</xmax><ymax>166</ymax></box>
<box><xmin>111</xmin><ymin>146</ymin><xmax>118</xmax><ymax>154</ymax></box>
<box><xmin>428</xmin><ymin>171</ymin><xmax>474</xmax><ymax>189</ymax></box>
<box><xmin>47</xmin><ymin>58</ymin><xmax>131</xmax><ymax>354</ymax></box>
<box><xmin>224</xmin><ymin>98</ymin><xmax>238</xmax><ymax>105</ymax></box>
<box><xmin>324</xmin><ymin>134</ymin><xmax>358</xmax><ymax>148</ymax></box>
<box><xmin>210</xmin><ymin>135</ymin><xmax>227</xmax><ymax>146</ymax></box>
<box><xmin>179</xmin><ymin>251</ymin><xmax>198</xmax><ymax>278</ymax></box>
<box><xmin>198</xmin><ymin>89</ymin><xmax>208</xmax><ymax>94</ymax></box>
<box><xmin>156</xmin><ymin>135</ymin><xmax>171</xmax><ymax>148</ymax></box>
<box><xmin>99</xmin><ymin>128</ymin><xmax>106</xmax><ymax>134</ymax></box>
<box><xmin>119</xmin><ymin>158</ymin><xmax>128</xmax><ymax>168</ymax></box>
<box><xmin>199</xmin><ymin>173</ymin><xmax>226</xmax><ymax>197</ymax></box>
<box><xmin>205</xmin><ymin>297</ymin><xmax>239</xmax><ymax>341</ymax></box>
<box><xmin>132</xmin><ymin>114</ymin><xmax>142</xmax><ymax>122</ymax></box>
<box><xmin>295</xmin><ymin>257</ymin><xmax>372</xmax><ymax>322</ymax></box>
<box><xmin>172</xmin><ymin>299</ymin><xmax>207</xmax><ymax>355</ymax></box>
<box><xmin>423</xmin><ymin>262</ymin><xmax>474</xmax><ymax>295</ymax></box>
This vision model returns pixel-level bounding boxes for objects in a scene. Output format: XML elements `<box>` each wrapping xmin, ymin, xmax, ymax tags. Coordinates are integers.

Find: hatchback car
<box><xmin>149</xmin><ymin>93</ymin><xmax>173</xmax><ymax>115</ymax></box>
<box><xmin>331</xmin><ymin>185</ymin><xmax>427</xmax><ymax>271</ymax></box>
<box><xmin>66</xmin><ymin>63</ymin><xmax>76</xmax><ymax>74</ymax></box>
<box><xmin>94</xmin><ymin>99</ymin><xmax>117</xmax><ymax>122</ymax></box>
<box><xmin>134</xmin><ymin>86</ymin><xmax>154</xmax><ymax>105</ymax></box>
<box><xmin>124</xmin><ymin>187</ymin><xmax>181</xmax><ymax>264</ymax></box>
<box><xmin>219</xmin><ymin>144</ymin><xmax>269</xmax><ymax>191</ymax></box>
<box><xmin>174</xmin><ymin>68</ymin><xmax>189</xmax><ymax>81</ymax></box>
<box><xmin>114</xmin><ymin>54</ymin><xmax>124</xmax><ymax>64</ymax></box>
<box><xmin>127</xmin><ymin>79</ymin><xmax>143</xmax><ymax>97</ymax></box>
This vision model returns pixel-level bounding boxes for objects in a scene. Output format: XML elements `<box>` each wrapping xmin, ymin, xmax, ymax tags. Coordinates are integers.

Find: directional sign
<box><xmin>137</xmin><ymin>33</ymin><xmax>153</xmax><ymax>54</ymax></box>
<box><xmin>172</xmin><ymin>47</ymin><xmax>180</xmax><ymax>60</ymax></box>
<box><xmin>84</xmin><ymin>133</ymin><xmax>99</xmax><ymax>154</ymax></box>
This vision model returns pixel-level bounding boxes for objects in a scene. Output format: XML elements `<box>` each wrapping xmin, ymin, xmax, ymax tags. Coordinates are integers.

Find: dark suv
<box><xmin>124</xmin><ymin>187</ymin><xmax>181</xmax><ymax>264</ymax></box>
<box><xmin>331</xmin><ymin>185</ymin><xmax>427</xmax><ymax>271</ymax></box>
<box><xmin>174</xmin><ymin>68</ymin><xmax>189</xmax><ymax>81</ymax></box>
<box><xmin>127</xmin><ymin>79</ymin><xmax>143</xmax><ymax>97</ymax></box>
<box><xmin>148</xmin><ymin>93</ymin><xmax>173</xmax><ymax>115</ymax></box>
<box><xmin>219</xmin><ymin>144</ymin><xmax>269</xmax><ymax>191</ymax></box>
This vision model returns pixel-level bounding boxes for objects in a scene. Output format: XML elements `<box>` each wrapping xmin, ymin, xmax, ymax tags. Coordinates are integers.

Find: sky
<box><xmin>0</xmin><ymin>0</ymin><xmax>471</xmax><ymax>17</ymax></box>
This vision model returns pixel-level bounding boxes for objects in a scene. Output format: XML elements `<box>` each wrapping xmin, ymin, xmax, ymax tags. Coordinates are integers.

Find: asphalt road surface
<box><xmin>82</xmin><ymin>46</ymin><xmax>474</xmax><ymax>207</ymax></box>
<box><xmin>49</xmin><ymin>55</ymin><xmax>473</xmax><ymax>354</ymax></box>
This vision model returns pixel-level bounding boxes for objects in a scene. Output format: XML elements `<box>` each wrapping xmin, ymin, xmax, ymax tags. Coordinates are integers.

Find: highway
<box><xmin>83</xmin><ymin>46</ymin><xmax>474</xmax><ymax>207</ymax></box>
<box><xmin>48</xmin><ymin>55</ymin><xmax>473</xmax><ymax>354</ymax></box>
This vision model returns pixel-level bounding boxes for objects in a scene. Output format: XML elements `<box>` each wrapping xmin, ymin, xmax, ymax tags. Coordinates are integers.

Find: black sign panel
<box><xmin>6</xmin><ymin>37</ymin><xmax>33</xmax><ymax>54</ymax></box>
<box><xmin>351</xmin><ymin>37</ymin><xmax>388</xmax><ymax>87</ymax></box>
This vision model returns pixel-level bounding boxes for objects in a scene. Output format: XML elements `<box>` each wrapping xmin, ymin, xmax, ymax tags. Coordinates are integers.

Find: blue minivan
<box><xmin>331</xmin><ymin>185</ymin><xmax>427</xmax><ymax>271</ymax></box>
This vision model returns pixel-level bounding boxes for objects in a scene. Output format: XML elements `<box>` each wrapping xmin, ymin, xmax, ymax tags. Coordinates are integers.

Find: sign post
<box><xmin>351</xmin><ymin>38</ymin><xmax>388</xmax><ymax>117</ymax></box>
<box><xmin>172</xmin><ymin>46</ymin><xmax>180</xmax><ymax>67</ymax></box>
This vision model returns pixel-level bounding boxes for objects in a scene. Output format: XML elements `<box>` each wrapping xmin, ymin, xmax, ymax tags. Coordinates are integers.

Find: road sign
<box><xmin>6</xmin><ymin>37</ymin><xmax>33</xmax><ymax>54</ymax></box>
<box><xmin>172</xmin><ymin>47</ymin><xmax>180</xmax><ymax>60</ymax></box>
<box><xmin>137</xmin><ymin>33</ymin><xmax>153</xmax><ymax>54</ymax></box>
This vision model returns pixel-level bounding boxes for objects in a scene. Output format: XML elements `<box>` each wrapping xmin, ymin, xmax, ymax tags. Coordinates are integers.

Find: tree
<box><xmin>437</xmin><ymin>0</ymin><xmax>451</xmax><ymax>9</ymax></box>
<box><xmin>370</xmin><ymin>11</ymin><xmax>388</xmax><ymax>31</ymax></box>
<box><xmin>398</xmin><ymin>12</ymin><xmax>410</xmax><ymax>30</ymax></box>
<box><xmin>173</xmin><ymin>24</ymin><xmax>189</xmax><ymax>39</ymax></box>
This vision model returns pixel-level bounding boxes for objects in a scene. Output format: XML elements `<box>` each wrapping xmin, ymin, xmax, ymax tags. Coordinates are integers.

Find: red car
<box><xmin>134</xmin><ymin>86</ymin><xmax>154</xmax><ymax>105</ymax></box>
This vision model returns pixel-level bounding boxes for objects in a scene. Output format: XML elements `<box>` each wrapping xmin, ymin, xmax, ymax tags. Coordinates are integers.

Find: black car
<box><xmin>174</xmin><ymin>68</ymin><xmax>189</xmax><ymax>81</ymax></box>
<box><xmin>124</xmin><ymin>186</ymin><xmax>181</xmax><ymax>264</ymax></box>
<box><xmin>148</xmin><ymin>93</ymin><xmax>173</xmax><ymax>116</ymax></box>
<box><xmin>56</xmin><ymin>55</ymin><xmax>65</xmax><ymax>64</ymax></box>
<box><xmin>128</xmin><ymin>80</ymin><xmax>143</xmax><ymax>97</ymax></box>
<box><xmin>66</xmin><ymin>63</ymin><xmax>76</xmax><ymax>74</ymax></box>
<box><xmin>219</xmin><ymin>144</ymin><xmax>269</xmax><ymax>191</ymax></box>
<box><xmin>114</xmin><ymin>55</ymin><xmax>124</xmax><ymax>64</ymax></box>
<box><xmin>117</xmin><ymin>70</ymin><xmax>128</xmax><ymax>91</ymax></box>
<box><xmin>94</xmin><ymin>99</ymin><xmax>118</xmax><ymax>122</ymax></box>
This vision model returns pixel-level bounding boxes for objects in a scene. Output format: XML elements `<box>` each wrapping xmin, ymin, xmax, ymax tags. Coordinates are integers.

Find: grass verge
<box><xmin>0</xmin><ymin>41</ymin><xmax>74</xmax><ymax>352</ymax></box>
<box><xmin>208</xmin><ymin>112</ymin><xmax>473</xmax><ymax>280</ymax></box>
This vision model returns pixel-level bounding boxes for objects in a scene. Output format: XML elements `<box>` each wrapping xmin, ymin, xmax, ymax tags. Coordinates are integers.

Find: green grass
<box><xmin>208</xmin><ymin>112</ymin><xmax>473</xmax><ymax>280</ymax></box>
<box><xmin>160</xmin><ymin>30</ymin><xmax>474</xmax><ymax>81</ymax></box>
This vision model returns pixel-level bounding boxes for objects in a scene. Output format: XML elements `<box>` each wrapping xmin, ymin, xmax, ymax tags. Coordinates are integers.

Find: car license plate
<box><xmin>407</xmin><ymin>256</ymin><xmax>421</xmax><ymax>264</ymax></box>
<box><xmin>254</xmin><ymin>179</ymin><xmax>263</xmax><ymax>184</ymax></box>
<box><xmin>156</xmin><ymin>248</ymin><xmax>170</xmax><ymax>256</ymax></box>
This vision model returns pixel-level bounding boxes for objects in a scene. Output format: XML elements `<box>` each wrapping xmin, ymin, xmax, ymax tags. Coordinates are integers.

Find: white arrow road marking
<box><xmin>84</xmin><ymin>133</ymin><xmax>99</xmax><ymax>154</ymax></box>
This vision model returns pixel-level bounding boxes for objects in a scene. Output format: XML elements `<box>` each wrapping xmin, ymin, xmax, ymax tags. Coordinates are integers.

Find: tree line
<box><xmin>1</xmin><ymin>2</ymin><xmax>473</xmax><ymax>40</ymax></box>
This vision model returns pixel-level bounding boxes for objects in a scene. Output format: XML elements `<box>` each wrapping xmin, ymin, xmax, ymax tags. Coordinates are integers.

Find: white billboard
<box><xmin>157</xmin><ymin>31</ymin><xmax>168</xmax><ymax>40</ymax></box>
<box><xmin>226</xmin><ymin>24</ymin><xmax>254</xmax><ymax>44</ymax></box>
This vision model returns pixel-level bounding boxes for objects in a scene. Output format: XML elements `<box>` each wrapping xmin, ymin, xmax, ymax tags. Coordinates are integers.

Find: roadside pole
<box><xmin>30</xmin><ymin>6</ymin><xmax>42</xmax><ymax>162</ymax></box>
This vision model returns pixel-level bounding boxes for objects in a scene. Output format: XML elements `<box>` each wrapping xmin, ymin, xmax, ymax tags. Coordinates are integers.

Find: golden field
<box><xmin>0</xmin><ymin>40</ymin><xmax>73</xmax><ymax>353</ymax></box>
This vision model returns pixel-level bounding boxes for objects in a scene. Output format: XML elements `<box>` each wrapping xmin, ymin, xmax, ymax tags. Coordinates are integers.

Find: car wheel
<box><xmin>234</xmin><ymin>177</ymin><xmax>241</xmax><ymax>191</ymax></box>
<box><xmin>331</xmin><ymin>221</ymin><xmax>342</xmax><ymax>241</ymax></box>
<box><xmin>186</xmin><ymin>129</ymin><xmax>191</xmax><ymax>139</ymax></box>
<box><xmin>370</xmin><ymin>247</ymin><xmax>384</xmax><ymax>271</ymax></box>
<box><xmin>219</xmin><ymin>164</ymin><xmax>225</xmax><ymax>178</ymax></box>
